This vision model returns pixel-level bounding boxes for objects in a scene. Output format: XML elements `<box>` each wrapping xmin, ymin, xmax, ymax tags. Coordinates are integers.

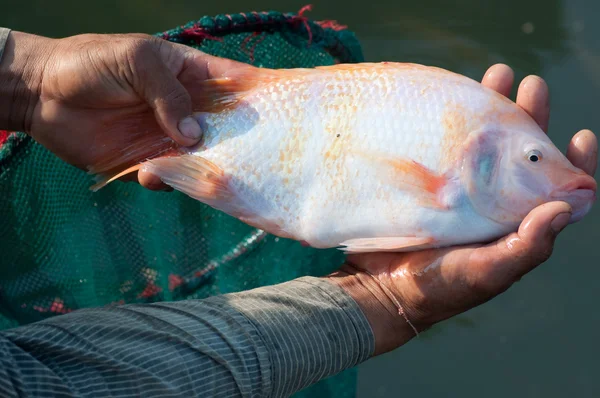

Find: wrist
<box><xmin>326</xmin><ymin>265</ymin><xmax>425</xmax><ymax>356</ymax></box>
<box><xmin>0</xmin><ymin>30</ymin><xmax>57</xmax><ymax>132</ymax></box>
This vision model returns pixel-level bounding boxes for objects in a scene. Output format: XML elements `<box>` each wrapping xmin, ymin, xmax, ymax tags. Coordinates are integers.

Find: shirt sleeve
<box><xmin>0</xmin><ymin>276</ymin><xmax>374</xmax><ymax>398</ymax></box>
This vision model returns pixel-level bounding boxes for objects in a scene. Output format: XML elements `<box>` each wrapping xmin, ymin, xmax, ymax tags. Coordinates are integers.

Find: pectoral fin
<box><xmin>382</xmin><ymin>158</ymin><xmax>450</xmax><ymax>210</ymax></box>
<box><xmin>339</xmin><ymin>236</ymin><xmax>436</xmax><ymax>253</ymax></box>
<box><xmin>352</xmin><ymin>151</ymin><xmax>452</xmax><ymax>210</ymax></box>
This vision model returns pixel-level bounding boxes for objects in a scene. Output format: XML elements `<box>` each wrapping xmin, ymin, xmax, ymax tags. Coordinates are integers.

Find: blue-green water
<box><xmin>3</xmin><ymin>0</ymin><xmax>599</xmax><ymax>396</ymax></box>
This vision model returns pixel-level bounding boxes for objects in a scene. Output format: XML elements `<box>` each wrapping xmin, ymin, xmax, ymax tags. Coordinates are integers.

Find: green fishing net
<box><xmin>0</xmin><ymin>9</ymin><xmax>364</xmax><ymax>398</ymax></box>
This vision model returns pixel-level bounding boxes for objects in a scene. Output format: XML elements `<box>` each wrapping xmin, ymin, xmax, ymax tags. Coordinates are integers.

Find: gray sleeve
<box><xmin>0</xmin><ymin>28</ymin><xmax>10</xmax><ymax>62</ymax></box>
<box><xmin>0</xmin><ymin>276</ymin><xmax>374</xmax><ymax>397</ymax></box>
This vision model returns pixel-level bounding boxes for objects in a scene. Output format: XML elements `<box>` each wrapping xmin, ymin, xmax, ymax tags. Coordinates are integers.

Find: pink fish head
<box><xmin>462</xmin><ymin>123</ymin><xmax>596</xmax><ymax>227</ymax></box>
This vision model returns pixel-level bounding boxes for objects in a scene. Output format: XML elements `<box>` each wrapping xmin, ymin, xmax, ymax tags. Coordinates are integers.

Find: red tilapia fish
<box><xmin>90</xmin><ymin>63</ymin><xmax>597</xmax><ymax>253</ymax></box>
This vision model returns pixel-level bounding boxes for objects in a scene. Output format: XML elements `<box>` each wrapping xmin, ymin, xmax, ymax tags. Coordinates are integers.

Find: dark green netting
<box><xmin>0</xmin><ymin>9</ymin><xmax>364</xmax><ymax>398</ymax></box>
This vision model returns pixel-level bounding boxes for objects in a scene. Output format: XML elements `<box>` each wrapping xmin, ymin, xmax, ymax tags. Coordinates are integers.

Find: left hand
<box><xmin>2</xmin><ymin>31</ymin><xmax>248</xmax><ymax>190</ymax></box>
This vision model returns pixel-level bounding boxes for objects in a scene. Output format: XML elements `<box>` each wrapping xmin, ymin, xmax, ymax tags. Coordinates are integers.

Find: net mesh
<box><xmin>0</xmin><ymin>8</ymin><xmax>364</xmax><ymax>398</ymax></box>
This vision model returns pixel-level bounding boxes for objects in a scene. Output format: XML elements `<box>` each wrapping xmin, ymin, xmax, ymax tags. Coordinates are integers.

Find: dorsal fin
<box><xmin>191</xmin><ymin>62</ymin><xmax>447</xmax><ymax>114</ymax></box>
<box><xmin>191</xmin><ymin>66</ymin><xmax>317</xmax><ymax>113</ymax></box>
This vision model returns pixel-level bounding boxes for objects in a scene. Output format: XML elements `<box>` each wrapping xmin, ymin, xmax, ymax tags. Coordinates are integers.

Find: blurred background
<box><xmin>2</xmin><ymin>0</ymin><xmax>599</xmax><ymax>396</ymax></box>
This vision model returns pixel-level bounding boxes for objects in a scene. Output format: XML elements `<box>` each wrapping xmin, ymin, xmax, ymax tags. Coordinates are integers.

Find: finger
<box><xmin>134</xmin><ymin>49</ymin><xmax>203</xmax><ymax>147</ymax></box>
<box><xmin>178</xmin><ymin>52</ymin><xmax>255</xmax><ymax>110</ymax></box>
<box><xmin>566</xmin><ymin>129</ymin><xmax>598</xmax><ymax>176</ymax></box>
<box><xmin>173</xmin><ymin>43</ymin><xmax>252</xmax><ymax>84</ymax></box>
<box><xmin>175</xmin><ymin>45</ymin><xmax>251</xmax><ymax>80</ymax></box>
<box><xmin>473</xmin><ymin>201</ymin><xmax>572</xmax><ymax>291</ymax></box>
<box><xmin>201</xmin><ymin>53</ymin><xmax>251</xmax><ymax>80</ymax></box>
<box><xmin>481</xmin><ymin>64</ymin><xmax>514</xmax><ymax>97</ymax></box>
<box><xmin>112</xmin><ymin>169</ymin><xmax>170</xmax><ymax>191</ymax></box>
<box><xmin>516</xmin><ymin>75</ymin><xmax>550</xmax><ymax>132</ymax></box>
<box><xmin>137</xmin><ymin>169</ymin><xmax>170</xmax><ymax>191</ymax></box>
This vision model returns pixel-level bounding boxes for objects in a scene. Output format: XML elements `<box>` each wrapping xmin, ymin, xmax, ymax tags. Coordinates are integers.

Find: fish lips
<box><xmin>549</xmin><ymin>175</ymin><xmax>597</xmax><ymax>223</ymax></box>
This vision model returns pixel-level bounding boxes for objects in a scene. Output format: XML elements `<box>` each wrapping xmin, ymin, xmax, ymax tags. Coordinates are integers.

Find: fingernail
<box><xmin>178</xmin><ymin>116</ymin><xmax>203</xmax><ymax>140</ymax></box>
<box><xmin>551</xmin><ymin>212</ymin><xmax>571</xmax><ymax>233</ymax></box>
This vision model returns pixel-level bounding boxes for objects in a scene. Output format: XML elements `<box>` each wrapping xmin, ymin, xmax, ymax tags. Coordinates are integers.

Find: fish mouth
<box><xmin>556</xmin><ymin>174</ymin><xmax>597</xmax><ymax>193</ymax></box>
<box><xmin>550</xmin><ymin>175</ymin><xmax>597</xmax><ymax>223</ymax></box>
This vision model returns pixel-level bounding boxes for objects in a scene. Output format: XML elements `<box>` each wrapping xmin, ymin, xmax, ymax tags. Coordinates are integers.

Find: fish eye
<box><xmin>526</xmin><ymin>149</ymin><xmax>543</xmax><ymax>163</ymax></box>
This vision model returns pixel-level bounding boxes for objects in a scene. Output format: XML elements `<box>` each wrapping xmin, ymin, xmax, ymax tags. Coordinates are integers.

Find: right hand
<box><xmin>329</xmin><ymin>64</ymin><xmax>598</xmax><ymax>354</ymax></box>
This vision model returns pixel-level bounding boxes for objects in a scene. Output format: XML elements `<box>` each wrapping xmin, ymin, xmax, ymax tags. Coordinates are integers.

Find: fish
<box><xmin>89</xmin><ymin>62</ymin><xmax>597</xmax><ymax>253</ymax></box>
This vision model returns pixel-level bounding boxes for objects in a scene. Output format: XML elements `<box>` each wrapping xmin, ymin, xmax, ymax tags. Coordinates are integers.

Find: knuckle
<box><xmin>162</xmin><ymin>87</ymin><xmax>189</xmax><ymax>105</ymax></box>
<box><xmin>122</xmin><ymin>37</ymin><xmax>168</xmax><ymax>83</ymax></box>
<box><xmin>121</xmin><ymin>35</ymin><xmax>164</xmax><ymax>65</ymax></box>
<box><xmin>152</xmin><ymin>86</ymin><xmax>190</xmax><ymax>116</ymax></box>
<box><xmin>127</xmin><ymin>37</ymin><xmax>157</xmax><ymax>59</ymax></box>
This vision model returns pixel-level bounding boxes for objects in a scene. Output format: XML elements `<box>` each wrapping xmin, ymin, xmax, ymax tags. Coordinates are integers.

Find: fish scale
<box><xmin>194</xmin><ymin>66</ymin><xmax>493</xmax><ymax>246</ymax></box>
<box><xmin>93</xmin><ymin>62</ymin><xmax>596</xmax><ymax>253</ymax></box>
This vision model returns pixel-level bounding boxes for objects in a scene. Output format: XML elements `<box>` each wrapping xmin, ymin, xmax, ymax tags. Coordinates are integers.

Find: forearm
<box><xmin>0</xmin><ymin>30</ymin><xmax>56</xmax><ymax>132</ymax></box>
<box><xmin>0</xmin><ymin>276</ymin><xmax>386</xmax><ymax>397</ymax></box>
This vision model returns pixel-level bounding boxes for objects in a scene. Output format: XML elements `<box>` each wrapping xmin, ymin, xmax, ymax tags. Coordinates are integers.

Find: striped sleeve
<box><xmin>0</xmin><ymin>277</ymin><xmax>374</xmax><ymax>397</ymax></box>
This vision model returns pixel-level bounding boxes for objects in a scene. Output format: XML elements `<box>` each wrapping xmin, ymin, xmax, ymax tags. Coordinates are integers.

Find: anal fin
<box><xmin>339</xmin><ymin>236</ymin><xmax>436</xmax><ymax>253</ymax></box>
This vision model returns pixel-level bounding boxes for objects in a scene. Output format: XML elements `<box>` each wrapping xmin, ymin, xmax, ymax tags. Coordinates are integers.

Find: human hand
<box><xmin>328</xmin><ymin>64</ymin><xmax>598</xmax><ymax>355</ymax></box>
<box><xmin>0</xmin><ymin>31</ymin><xmax>247</xmax><ymax>190</ymax></box>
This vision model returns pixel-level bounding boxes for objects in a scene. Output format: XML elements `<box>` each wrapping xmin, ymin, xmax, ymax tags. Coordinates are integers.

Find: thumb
<box><xmin>135</xmin><ymin>48</ymin><xmax>202</xmax><ymax>147</ymax></box>
<box><xmin>477</xmin><ymin>201</ymin><xmax>572</xmax><ymax>288</ymax></box>
<box><xmin>510</xmin><ymin>200</ymin><xmax>572</xmax><ymax>266</ymax></box>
